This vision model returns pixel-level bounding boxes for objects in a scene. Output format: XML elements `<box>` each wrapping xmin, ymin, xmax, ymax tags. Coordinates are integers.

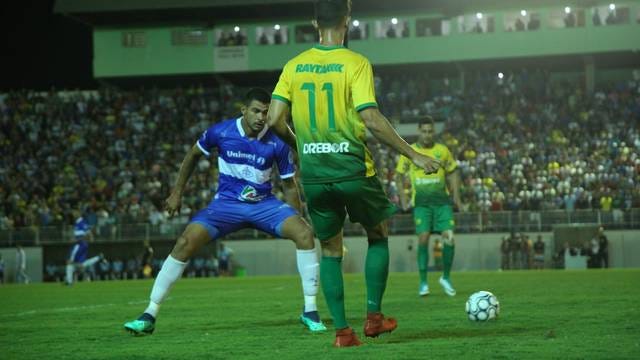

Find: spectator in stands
<box><xmin>528</xmin><ymin>14</ymin><xmax>541</xmax><ymax>30</ymax></box>
<box><xmin>605</xmin><ymin>9</ymin><xmax>617</xmax><ymax>25</ymax></box>
<box><xmin>259</xmin><ymin>32</ymin><xmax>269</xmax><ymax>45</ymax></box>
<box><xmin>141</xmin><ymin>240</ymin><xmax>154</xmax><ymax>278</ymax></box>
<box><xmin>45</xmin><ymin>262</ymin><xmax>58</xmax><ymax>282</ymax></box>
<box><xmin>509</xmin><ymin>232</ymin><xmax>521</xmax><ymax>269</ymax></box>
<box><xmin>386</xmin><ymin>26</ymin><xmax>396</xmax><ymax>38</ymax></box>
<box><xmin>194</xmin><ymin>257</ymin><xmax>205</xmax><ymax>277</ymax></box>
<box><xmin>564</xmin><ymin>11</ymin><xmax>576</xmax><ymax>27</ymax></box>
<box><xmin>533</xmin><ymin>235</ymin><xmax>545</xmax><ymax>269</ymax></box>
<box><xmin>593</xmin><ymin>8</ymin><xmax>602</xmax><ymax>26</ymax></box>
<box><xmin>15</xmin><ymin>244</ymin><xmax>29</xmax><ymax>284</ymax></box>
<box><xmin>274</xmin><ymin>29</ymin><xmax>283</xmax><ymax>44</ymax></box>
<box><xmin>580</xmin><ymin>240</ymin><xmax>594</xmax><ymax>268</ymax></box>
<box><xmin>126</xmin><ymin>258</ymin><xmax>138</xmax><ymax>280</ymax></box>
<box><xmin>515</xmin><ymin>17</ymin><xmax>525</xmax><ymax>31</ymax></box>
<box><xmin>112</xmin><ymin>258</ymin><xmax>124</xmax><ymax>280</ymax></box>
<box><xmin>98</xmin><ymin>258</ymin><xmax>111</xmax><ymax>280</ymax></box>
<box><xmin>472</xmin><ymin>21</ymin><xmax>483</xmax><ymax>33</ymax></box>
<box><xmin>596</xmin><ymin>226</ymin><xmax>609</xmax><ymax>268</ymax></box>
<box><xmin>349</xmin><ymin>26</ymin><xmax>361</xmax><ymax>40</ymax></box>
<box><xmin>205</xmin><ymin>255</ymin><xmax>219</xmax><ymax>277</ymax></box>
<box><xmin>218</xmin><ymin>243</ymin><xmax>233</xmax><ymax>276</ymax></box>
<box><xmin>401</xmin><ymin>23</ymin><xmax>409</xmax><ymax>37</ymax></box>
<box><xmin>500</xmin><ymin>236</ymin><xmax>511</xmax><ymax>270</ymax></box>
<box><xmin>521</xmin><ymin>233</ymin><xmax>532</xmax><ymax>269</ymax></box>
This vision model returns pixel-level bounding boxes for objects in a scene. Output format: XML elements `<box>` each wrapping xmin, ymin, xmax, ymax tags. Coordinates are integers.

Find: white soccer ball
<box><xmin>465</xmin><ymin>291</ymin><xmax>500</xmax><ymax>321</ymax></box>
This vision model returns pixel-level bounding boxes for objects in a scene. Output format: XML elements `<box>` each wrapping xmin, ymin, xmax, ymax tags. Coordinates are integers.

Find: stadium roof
<box><xmin>54</xmin><ymin>0</ymin><xmax>606</xmax><ymax>27</ymax></box>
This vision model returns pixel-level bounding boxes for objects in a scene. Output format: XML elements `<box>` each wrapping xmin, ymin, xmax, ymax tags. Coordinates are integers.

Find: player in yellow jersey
<box><xmin>267</xmin><ymin>0</ymin><xmax>440</xmax><ymax>347</ymax></box>
<box><xmin>395</xmin><ymin>118</ymin><xmax>462</xmax><ymax>297</ymax></box>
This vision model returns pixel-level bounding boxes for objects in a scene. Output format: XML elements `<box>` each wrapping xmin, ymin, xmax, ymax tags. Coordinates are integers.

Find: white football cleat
<box><xmin>439</xmin><ymin>276</ymin><xmax>456</xmax><ymax>296</ymax></box>
<box><xmin>419</xmin><ymin>283</ymin><xmax>430</xmax><ymax>296</ymax></box>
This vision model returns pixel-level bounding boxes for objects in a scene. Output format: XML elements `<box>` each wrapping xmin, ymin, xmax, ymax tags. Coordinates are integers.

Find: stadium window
<box><xmin>348</xmin><ymin>20</ymin><xmax>369</xmax><ymax>40</ymax></box>
<box><xmin>374</xmin><ymin>18</ymin><xmax>410</xmax><ymax>39</ymax></box>
<box><xmin>591</xmin><ymin>5</ymin><xmax>630</xmax><ymax>26</ymax></box>
<box><xmin>121</xmin><ymin>31</ymin><xmax>146</xmax><ymax>48</ymax></box>
<box><xmin>503</xmin><ymin>11</ymin><xmax>541</xmax><ymax>32</ymax></box>
<box><xmin>457</xmin><ymin>13</ymin><xmax>495</xmax><ymax>34</ymax></box>
<box><xmin>416</xmin><ymin>18</ymin><xmax>451</xmax><ymax>37</ymax></box>
<box><xmin>171</xmin><ymin>29</ymin><xmax>208</xmax><ymax>46</ymax></box>
<box><xmin>548</xmin><ymin>8</ymin><xmax>585</xmax><ymax>28</ymax></box>
<box><xmin>294</xmin><ymin>24</ymin><xmax>318</xmax><ymax>43</ymax></box>
<box><xmin>215</xmin><ymin>28</ymin><xmax>248</xmax><ymax>47</ymax></box>
<box><xmin>255</xmin><ymin>25</ymin><xmax>289</xmax><ymax>45</ymax></box>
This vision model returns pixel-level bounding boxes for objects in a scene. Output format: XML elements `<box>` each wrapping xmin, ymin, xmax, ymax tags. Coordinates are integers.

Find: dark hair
<box><xmin>315</xmin><ymin>0</ymin><xmax>351</xmax><ymax>28</ymax></box>
<box><xmin>418</xmin><ymin>116</ymin><xmax>435</xmax><ymax>128</ymax></box>
<box><xmin>243</xmin><ymin>88</ymin><xmax>271</xmax><ymax>106</ymax></box>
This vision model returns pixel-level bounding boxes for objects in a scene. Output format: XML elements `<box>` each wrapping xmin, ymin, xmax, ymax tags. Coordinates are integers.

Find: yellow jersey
<box><xmin>396</xmin><ymin>142</ymin><xmax>457</xmax><ymax>206</ymax></box>
<box><xmin>273</xmin><ymin>45</ymin><xmax>378</xmax><ymax>184</ymax></box>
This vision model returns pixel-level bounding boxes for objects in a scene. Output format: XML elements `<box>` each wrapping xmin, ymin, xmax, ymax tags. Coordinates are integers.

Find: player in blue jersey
<box><xmin>124</xmin><ymin>88</ymin><xmax>326</xmax><ymax>336</ymax></box>
<box><xmin>65</xmin><ymin>212</ymin><xmax>103</xmax><ymax>285</ymax></box>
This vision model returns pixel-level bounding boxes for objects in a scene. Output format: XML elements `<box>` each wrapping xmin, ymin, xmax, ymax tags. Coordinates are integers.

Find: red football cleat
<box><xmin>363</xmin><ymin>312</ymin><xmax>398</xmax><ymax>338</ymax></box>
<box><xmin>334</xmin><ymin>327</ymin><xmax>362</xmax><ymax>347</ymax></box>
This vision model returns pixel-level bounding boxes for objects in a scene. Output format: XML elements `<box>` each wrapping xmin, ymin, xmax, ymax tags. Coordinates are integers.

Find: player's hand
<box><xmin>165</xmin><ymin>192</ymin><xmax>182</xmax><ymax>217</ymax></box>
<box><xmin>411</xmin><ymin>152</ymin><xmax>441</xmax><ymax>175</ymax></box>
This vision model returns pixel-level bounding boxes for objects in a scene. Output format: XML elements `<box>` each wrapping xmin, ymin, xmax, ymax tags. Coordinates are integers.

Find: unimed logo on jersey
<box><xmin>302</xmin><ymin>142</ymin><xmax>350</xmax><ymax>154</ymax></box>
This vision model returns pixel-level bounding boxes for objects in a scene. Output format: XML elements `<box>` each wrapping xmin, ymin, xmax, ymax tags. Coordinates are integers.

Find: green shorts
<box><xmin>303</xmin><ymin>176</ymin><xmax>397</xmax><ymax>241</ymax></box>
<box><xmin>413</xmin><ymin>204</ymin><xmax>454</xmax><ymax>234</ymax></box>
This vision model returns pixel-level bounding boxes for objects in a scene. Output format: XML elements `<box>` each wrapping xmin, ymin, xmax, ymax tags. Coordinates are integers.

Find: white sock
<box><xmin>82</xmin><ymin>256</ymin><xmax>101</xmax><ymax>268</ymax></box>
<box><xmin>65</xmin><ymin>264</ymin><xmax>74</xmax><ymax>284</ymax></box>
<box><xmin>144</xmin><ymin>255</ymin><xmax>187</xmax><ymax>318</ymax></box>
<box><xmin>296</xmin><ymin>248</ymin><xmax>319</xmax><ymax>313</ymax></box>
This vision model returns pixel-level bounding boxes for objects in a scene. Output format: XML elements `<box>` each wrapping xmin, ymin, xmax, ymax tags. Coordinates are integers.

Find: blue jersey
<box><xmin>197</xmin><ymin>117</ymin><xmax>296</xmax><ymax>203</ymax></box>
<box><xmin>69</xmin><ymin>240</ymin><xmax>89</xmax><ymax>263</ymax></box>
<box><xmin>74</xmin><ymin>217</ymin><xmax>90</xmax><ymax>238</ymax></box>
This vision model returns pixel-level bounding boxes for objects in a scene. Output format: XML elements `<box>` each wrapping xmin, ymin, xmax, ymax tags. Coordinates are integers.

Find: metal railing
<box><xmin>1</xmin><ymin>208</ymin><xmax>638</xmax><ymax>245</ymax></box>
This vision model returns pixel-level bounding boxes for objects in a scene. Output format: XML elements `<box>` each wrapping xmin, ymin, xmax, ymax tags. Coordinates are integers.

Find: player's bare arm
<box><xmin>268</xmin><ymin>99</ymin><xmax>297</xmax><ymax>150</ymax></box>
<box><xmin>447</xmin><ymin>168</ymin><xmax>463</xmax><ymax>211</ymax></box>
<box><xmin>281</xmin><ymin>177</ymin><xmax>303</xmax><ymax>213</ymax></box>
<box><xmin>358</xmin><ymin>107</ymin><xmax>441</xmax><ymax>174</ymax></box>
<box><xmin>166</xmin><ymin>144</ymin><xmax>203</xmax><ymax>217</ymax></box>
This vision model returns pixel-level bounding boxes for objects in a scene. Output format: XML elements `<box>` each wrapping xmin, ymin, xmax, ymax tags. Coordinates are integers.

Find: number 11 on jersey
<box><xmin>301</xmin><ymin>82</ymin><xmax>336</xmax><ymax>132</ymax></box>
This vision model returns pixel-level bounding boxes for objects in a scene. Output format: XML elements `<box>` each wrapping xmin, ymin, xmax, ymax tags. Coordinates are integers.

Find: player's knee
<box><xmin>418</xmin><ymin>233</ymin><xmax>431</xmax><ymax>246</ymax></box>
<box><xmin>365</xmin><ymin>221</ymin><xmax>388</xmax><ymax>240</ymax></box>
<box><xmin>292</xmin><ymin>226</ymin><xmax>315</xmax><ymax>250</ymax></box>
<box><xmin>172</xmin><ymin>236</ymin><xmax>195</xmax><ymax>261</ymax></box>
<box><xmin>320</xmin><ymin>239</ymin><xmax>342</xmax><ymax>257</ymax></box>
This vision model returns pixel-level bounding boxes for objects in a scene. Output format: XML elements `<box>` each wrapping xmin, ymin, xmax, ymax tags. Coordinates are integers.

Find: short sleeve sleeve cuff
<box><xmin>272</xmin><ymin>94</ymin><xmax>291</xmax><ymax>106</ymax></box>
<box><xmin>355</xmin><ymin>102</ymin><xmax>378</xmax><ymax>112</ymax></box>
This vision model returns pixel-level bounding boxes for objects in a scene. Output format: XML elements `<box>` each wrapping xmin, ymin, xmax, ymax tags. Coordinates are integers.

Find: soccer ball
<box><xmin>465</xmin><ymin>291</ymin><xmax>500</xmax><ymax>321</ymax></box>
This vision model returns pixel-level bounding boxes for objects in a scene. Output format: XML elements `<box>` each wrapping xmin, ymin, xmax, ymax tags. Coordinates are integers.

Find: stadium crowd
<box><xmin>1</xmin><ymin>70</ymin><xmax>639</xmax><ymax>233</ymax></box>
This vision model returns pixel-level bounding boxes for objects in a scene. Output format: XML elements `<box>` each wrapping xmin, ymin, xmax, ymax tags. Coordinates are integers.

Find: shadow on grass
<box><xmin>385</xmin><ymin>325</ymin><xmax>544</xmax><ymax>344</ymax></box>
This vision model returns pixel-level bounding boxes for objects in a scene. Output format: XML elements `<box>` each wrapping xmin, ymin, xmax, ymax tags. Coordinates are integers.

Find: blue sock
<box><xmin>139</xmin><ymin>313</ymin><xmax>156</xmax><ymax>323</ymax></box>
<box><xmin>303</xmin><ymin>310</ymin><xmax>320</xmax><ymax>322</ymax></box>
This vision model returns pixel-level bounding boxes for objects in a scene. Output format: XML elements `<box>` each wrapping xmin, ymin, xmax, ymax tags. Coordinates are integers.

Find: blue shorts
<box><xmin>190</xmin><ymin>196</ymin><xmax>298</xmax><ymax>240</ymax></box>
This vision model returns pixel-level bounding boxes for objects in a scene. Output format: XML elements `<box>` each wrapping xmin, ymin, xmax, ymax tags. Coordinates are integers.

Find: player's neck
<box><xmin>240</xmin><ymin>118</ymin><xmax>259</xmax><ymax>138</ymax></box>
<box><xmin>420</xmin><ymin>141</ymin><xmax>435</xmax><ymax>148</ymax></box>
<box><xmin>318</xmin><ymin>28</ymin><xmax>345</xmax><ymax>47</ymax></box>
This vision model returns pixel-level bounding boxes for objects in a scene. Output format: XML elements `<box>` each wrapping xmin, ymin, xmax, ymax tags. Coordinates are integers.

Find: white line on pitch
<box><xmin>0</xmin><ymin>299</ymin><xmax>160</xmax><ymax>318</ymax></box>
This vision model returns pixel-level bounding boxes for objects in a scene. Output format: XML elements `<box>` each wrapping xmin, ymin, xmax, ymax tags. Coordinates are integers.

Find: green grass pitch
<box><xmin>1</xmin><ymin>270</ymin><xmax>639</xmax><ymax>359</ymax></box>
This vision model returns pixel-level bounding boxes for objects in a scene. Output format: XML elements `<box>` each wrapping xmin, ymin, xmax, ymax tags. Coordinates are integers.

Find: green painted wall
<box><xmin>94</xmin><ymin>3</ymin><xmax>640</xmax><ymax>78</ymax></box>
